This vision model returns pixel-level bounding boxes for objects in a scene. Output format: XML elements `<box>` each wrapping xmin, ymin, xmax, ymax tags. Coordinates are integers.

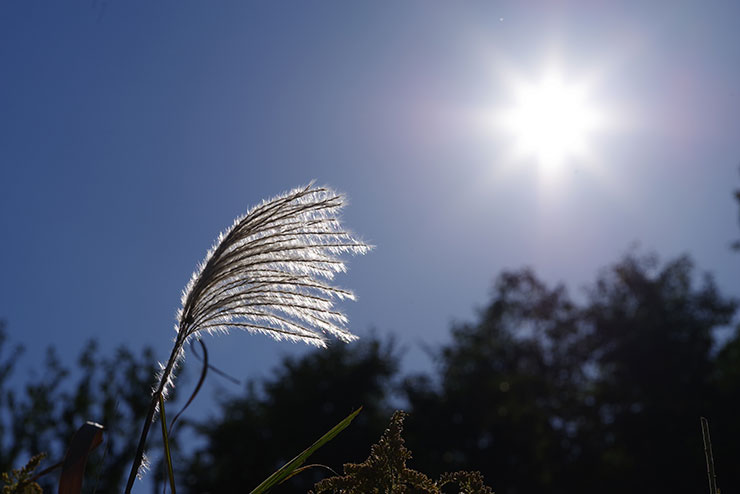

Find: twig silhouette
<box><xmin>701</xmin><ymin>416</ymin><xmax>719</xmax><ymax>494</ymax></box>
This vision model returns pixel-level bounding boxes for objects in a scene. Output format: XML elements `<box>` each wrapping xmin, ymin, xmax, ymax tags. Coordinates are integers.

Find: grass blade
<box><xmin>58</xmin><ymin>422</ymin><xmax>104</xmax><ymax>494</ymax></box>
<box><xmin>701</xmin><ymin>417</ymin><xmax>718</xmax><ymax>494</ymax></box>
<box><xmin>249</xmin><ymin>407</ymin><xmax>362</xmax><ymax>494</ymax></box>
<box><xmin>169</xmin><ymin>340</ymin><xmax>210</xmax><ymax>437</ymax></box>
<box><xmin>159</xmin><ymin>395</ymin><xmax>176</xmax><ymax>494</ymax></box>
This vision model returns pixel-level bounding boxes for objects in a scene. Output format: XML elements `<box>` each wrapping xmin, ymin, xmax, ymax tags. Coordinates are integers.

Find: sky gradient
<box><xmin>2</xmin><ymin>1</ymin><xmax>740</xmax><ymax>452</ymax></box>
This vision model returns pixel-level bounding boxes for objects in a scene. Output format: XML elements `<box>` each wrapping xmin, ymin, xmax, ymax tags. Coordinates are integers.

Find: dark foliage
<box><xmin>186</xmin><ymin>252</ymin><xmax>739</xmax><ymax>494</ymax></box>
<box><xmin>181</xmin><ymin>336</ymin><xmax>400</xmax><ymax>494</ymax></box>
<box><xmin>405</xmin><ymin>254</ymin><xmax>738</xmax><ymax>494</ymax></box>
<box><xmin>0</xmin><ymin>323</ymin><xmax>171</xmax><ymax>493</ymax></box>
<box><xmin>1</xmin><ymin>453</ymin><xmax>44</xmax><ymax>494</ymax></box>
<box><xmin>311</xmin><ymin>410</ymin><xmax>492</xmax><ymax>494</ymax></box>
<box><xmin>1</xmin><ymin>249</ymin><xmax>739</xmax><ymax>494</ymax></box>
<box><xmin>404</xmin><ymin>268</ymin><xmax>587</xmax><ymax>494</ymax></box>
<box><xmin>578</xmin><ymin>254</ymin><xmax>736</xmax><ymax>492</ymax></box>
<box><xmin>311</xmin><ymin>411</ymin><xmax>438</xmax><ymax>494</ymax></box>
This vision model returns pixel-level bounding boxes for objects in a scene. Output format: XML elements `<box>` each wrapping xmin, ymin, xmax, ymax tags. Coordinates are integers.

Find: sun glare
<box><xmin>499</xmin><ymin>69</ymin><xmax>604</xmax><ymax>170</ymax></box>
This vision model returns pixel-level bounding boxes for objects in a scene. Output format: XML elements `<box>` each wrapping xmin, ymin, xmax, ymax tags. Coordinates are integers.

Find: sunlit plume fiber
<box><xmin>159</xmin><ymin>184</ymin><xmax>372</xmax><ymax>394</ymax></box>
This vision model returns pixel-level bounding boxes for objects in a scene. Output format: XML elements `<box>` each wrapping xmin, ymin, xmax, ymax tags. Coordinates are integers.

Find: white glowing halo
<box><xmin>499</xmin><ymin>67</ymin><xmax>605</xmax><ymax>170</ymax></box>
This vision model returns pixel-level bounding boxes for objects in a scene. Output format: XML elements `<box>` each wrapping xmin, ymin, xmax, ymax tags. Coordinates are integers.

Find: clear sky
<box><xmin>2</xmin><ymin>0</ymin><xmax>740</xmax><ymax>435</ymax></box>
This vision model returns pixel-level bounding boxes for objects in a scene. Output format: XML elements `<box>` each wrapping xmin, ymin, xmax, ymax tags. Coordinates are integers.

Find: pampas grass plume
<box><xmin>125</xmin><ymin>184</ymin><xmax>371</xmax><ymax>492</ymax></box>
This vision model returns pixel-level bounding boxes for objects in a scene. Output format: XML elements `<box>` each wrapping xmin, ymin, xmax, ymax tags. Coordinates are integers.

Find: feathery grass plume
<box><xmin>125</xmin><ymin>184</ymin><xmax>371</xmax><ymax>493</ymax></box>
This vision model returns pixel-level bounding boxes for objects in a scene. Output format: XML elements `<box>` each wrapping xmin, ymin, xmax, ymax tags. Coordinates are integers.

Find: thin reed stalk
<box><xmin>701</xmin><ymin>416</ymin><xmax>718</xmax><ymax>494</ymax></box>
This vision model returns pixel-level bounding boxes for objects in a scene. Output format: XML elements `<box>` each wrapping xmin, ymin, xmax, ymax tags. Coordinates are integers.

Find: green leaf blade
<box><xmin>249</xmin><ymin>407</ymin><xmax>362</xmax><ymax>494</ymax></box>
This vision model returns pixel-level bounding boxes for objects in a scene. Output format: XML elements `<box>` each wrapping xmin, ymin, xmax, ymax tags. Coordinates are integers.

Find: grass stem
<box><xmin>700</xmin><ymin>416</ymin><xmax>718</xmax><ymax>494</ymax></box>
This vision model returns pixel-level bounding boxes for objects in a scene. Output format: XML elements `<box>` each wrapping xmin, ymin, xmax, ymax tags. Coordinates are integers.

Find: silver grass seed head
<box><xmin>175</xmin><ymin>184</ymin><xmax>371</xmax><ymax>352</ymax></box>
<box><xmin>137</xmin><ymin>453</ymin><xmax>151</xmax><ymax>480</ymax></box>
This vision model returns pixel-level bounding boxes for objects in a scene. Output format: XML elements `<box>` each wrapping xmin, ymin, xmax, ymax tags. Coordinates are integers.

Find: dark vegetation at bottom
<box><xmin>2</xmin><ymin>252</ymin><xmax>740</xmax><ymax>494</ymax></box>
<box><xmin>311</xmin><ymin>410</ymin><xmax>493</xmax><ymax>494</ymax></box>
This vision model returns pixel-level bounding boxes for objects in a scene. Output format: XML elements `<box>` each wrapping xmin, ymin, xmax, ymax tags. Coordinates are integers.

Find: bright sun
<box><xmin>499</xmin><ymin>69</ymin><xmax>604</xmax><ymax>170</ymax></box>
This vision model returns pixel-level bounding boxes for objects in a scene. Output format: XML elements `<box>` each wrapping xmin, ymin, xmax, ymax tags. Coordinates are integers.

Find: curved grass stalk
<box><xmin>124</xmin><ymin>184</ymin><xmax>371</xmax><ymax>493</ymax></box>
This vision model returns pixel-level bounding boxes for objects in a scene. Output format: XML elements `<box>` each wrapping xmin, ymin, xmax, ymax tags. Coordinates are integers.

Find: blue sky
<box><xmin>2</xmin><ymin>0</ymin><xmax>740</xmax><ymax>448</ymax></box>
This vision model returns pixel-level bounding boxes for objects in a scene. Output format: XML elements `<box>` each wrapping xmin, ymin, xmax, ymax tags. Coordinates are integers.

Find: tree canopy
<box><xmin>1</xmin><ymin>251</ymin><xmax>739</xmax><ymax>494</ymax></box>
<box><xmin>181</xmin><ymin>336</ymin><xmax>401</xmax><ymax>493</ymax></box>
<box><xmin>181</xmin><ymin>252</ymin><xmax>739</xmax><ymax>494</ymax></box>
<box><xmin>0</xmin><ymin>325</ymin><xmax>173</xmax><ymax>493</ymax></box>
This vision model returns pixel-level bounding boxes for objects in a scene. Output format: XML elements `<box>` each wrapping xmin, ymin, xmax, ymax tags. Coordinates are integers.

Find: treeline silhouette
<box><xmin>2</xmin><ymin>251</ymin><xmax>739</xmax><ymax>494</ymax></box>
<box><xmin>181</xmin><ymin>253</ymin><xmax>740</xmax><ymax>494</ymax></box>
<box><xmin>0</xmin><ymin>333</ymin><xmax>170</xmax><ymax>493</ymax></box>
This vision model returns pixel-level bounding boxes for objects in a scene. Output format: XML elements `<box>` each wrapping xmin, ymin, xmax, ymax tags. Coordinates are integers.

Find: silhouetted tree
<box><xmin>0</xmin><ymin>322</ymin><xmax>171</xmax><ymax>493</ymax></box>
<box><xmin>709</xmin><ymin>326</ymin><xmax>740</xmax><ymax>491</ymax></box>
<box><xmin>579</xmin><ymin>254</ymin><xmax>736</xmax><ymax>493</ymax></box>
<box><xmin>404</xmin><ymin>269</ymin><xmax>585</xmax><ymax>494</ymax></box>
<box><xmin>7</xmin><ymin>249</ymin><xmax>736</xmax><ymax>493</ymax></box>
<box><xmin>181</xmin><ymin>336</ymin><xmax>401</xmax><ymax>494</ymax></box>
<box><xmin>703</xmin><ymin>172</ymin><xmax>740</xmax><ymax>490</ymax></box>
<box><xmin>404</xmin><ymin>254</ymin><xmax>737</xmax><ymax>494</ymax></box>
